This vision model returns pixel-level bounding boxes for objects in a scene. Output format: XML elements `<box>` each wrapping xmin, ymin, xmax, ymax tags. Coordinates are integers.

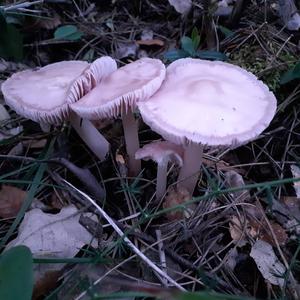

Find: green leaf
<box><xmin>280</xmin><ymin>61</ymin><xmax>300</xmax><ymax>84</ymax></box>
<box><xmin>82</xmin><ymin>48</ymin><xmax>95</xmax><ymax>62</ymax></box>
<box><xmin>0</xmin><ymin>11</ymin><xmax>23</xmax><ymax>61</ymax></box>
<box><xmin>191</xmin><ymin>27</ymin><xmax>200</xmax><ymax>49</ymax></box>
<box><xmin>181</xmin><ymin>36</ymin><xmax>196</xmax><ymax>56</ymax></box>
<box><xmin>195</xmin><ymin>50</ymin><xmax>227</xmax><ymax>61</ymax></box>
<box><xmin>164</xmin><ymin>49</ymin><xmax>189</xmax><ymax>61</ymax></box>
<box><xmin>218</xmin><ymin>25</ymin><xmax>234</xmax><ymax>38</ymax></box>
<box><xmin>54</xmin><ymin>25</ymin><xmax>83</xmax><ymax>41</ymax></box>
<box><xmin>0</xmin><ymin>246</ymin><xmax>33</xmax><ymax>300</ymax></box>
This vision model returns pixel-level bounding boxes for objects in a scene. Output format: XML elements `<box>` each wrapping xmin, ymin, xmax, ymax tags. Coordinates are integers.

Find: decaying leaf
<box><xmin>6</xmin><ymin>205</ymin><xmax>98</xmax><ymax>281</ymax></box>
<box><xmin>33</xmin><ymin>270</ymin><xmax>62</xmax><ymax>300</ymax></box>
<box><xmin>229</xmin><ymin>215</ymin><xmax>251</xmax><ymax>246</ymax></box>
<box><xmin>136</xmin><ymin>39</ymin><xmax>165</xmax><ymax>47</ymax></box>
<box><xmin>291</xmin><ymin>165</ymin><xmax>300</xmax><ymax>198</ymax></box>
<box><xmin>116</xmin><ymin>153</ymin><xmax>127</xmax><ymax>177</ymax></box>
<box><xmin>7</xmin><ymin>205</ymin><xmax>97</xmax><ymax>257</ymax></box>
<box><xmin>163</xmin><ymin>186</ymin><xmax>191</xmax><ymax>220</ymax></box>
<box><xmin>136</xmin><ymin>29</ymin><xmax>165</xmax><ymax>47</ymax></box>
<box><xmin>168</xmin><ymin>0</ymin><xmax>192</xmax><ymax>14</ymax></box>
<box><xmin>229</xmin><ymin>215</ymin><xmax>287</xmax><ymax>247</ymax></box>
<box><xmin>0</xmin><ymin>185</ymin><xmax>27</xmax><ymax>218</ymax></box>
<box><xmin>250</xmin><ymin>240</ymin><xmax>285</xmax><ymax>287</ymax></box>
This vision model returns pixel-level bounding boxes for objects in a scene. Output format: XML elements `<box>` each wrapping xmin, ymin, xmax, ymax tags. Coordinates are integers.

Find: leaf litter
<box><xmin>0</xmin><ymin>0</ymin><xmax>300</xmax><ymax>299</ymax></box>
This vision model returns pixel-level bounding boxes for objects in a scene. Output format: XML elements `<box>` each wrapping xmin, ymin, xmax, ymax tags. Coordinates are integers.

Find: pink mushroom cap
<box><xmin>1</xmin><ymin>57</ymin><xmax>117</xmax><ymax>124</ymax></box>
<box><xmin>138</xmin><ymin>58</ymin><xmax>277</xmax><ymax>148</ymax></box>
<box><xmin>70</xmin><ymin>58</ymin><xmax>166</xmax><ymax>119</ymax></box>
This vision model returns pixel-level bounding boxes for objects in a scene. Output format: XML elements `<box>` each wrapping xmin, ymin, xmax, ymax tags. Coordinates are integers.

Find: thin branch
<box><xmin>63</xmin><ymin>179</ymin><xmax>186</xmax><ymax>292</ymax></box>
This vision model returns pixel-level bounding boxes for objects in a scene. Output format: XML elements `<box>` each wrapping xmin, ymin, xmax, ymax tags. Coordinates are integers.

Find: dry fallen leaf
<box><xmin>33</xmin><ymin>270</ymin><xmax>62</xmax><ymax>300</ymax></box>
<box><xmin>229</xmin><ymin>215</ymin><xmax>252</xmax><ymax>246</ymax></box>
<box><xmin>250</xmin><ymin>240</ymin><xmax>285</xmax><ymax>287</ymax></box>
<box><xmin>0</xmin><ymin>185</ymin><xmax>27</xmax><ymax>218</ymax></box>
<box><xmin>7</xmin><ymin>205</ymin><xmax>98</xmax><ymax>282</ymax></box>
<box><xmin>163</xmin><ymin>186</ymin><xmax>191</xmax><ymax>220</ymax></box>
<box><xmin>116</xmin><ymin>153</ymin><xmax>127</xmax><ymax>177</ymax></box>
<box><xmin>229</xmin><ymin>214</ymin><xmax>287</xmax><ymax>246</ymax></box>
<box><xmin>136</xmin><ymin>39</ymin><xmax>165</xmax><ymax>47</ymax></box>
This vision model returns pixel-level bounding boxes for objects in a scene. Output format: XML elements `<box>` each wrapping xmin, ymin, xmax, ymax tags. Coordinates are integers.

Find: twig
<box><xmin>1</xmin><ymin>0</ymin><xmax>44</xmax><ymax>11</ymax></box>
<box><xmin>155</xmin><ymin>229</ymin><xmax>168</xmax><ymax>287</ymax></box>
<box><xmin>63</xmin><ymin>179</ymin><xmax>186</xmax><ymax>292</ymax></box>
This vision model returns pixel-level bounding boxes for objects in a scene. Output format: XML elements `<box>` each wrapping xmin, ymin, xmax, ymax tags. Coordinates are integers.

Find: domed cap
<box><xmin>138</xmin><ymin>58</ymin><xmax>277</xmax><ymax>148</ymax></box>
<box><xmin>70</xmin><ymin>58</ymin><xmax>166</xmax><ymax>119</ymax></box>
<box><xmin>1</xmin><ymin>57</ymin><xmax>117</xmax><ymax>124</ymax></box>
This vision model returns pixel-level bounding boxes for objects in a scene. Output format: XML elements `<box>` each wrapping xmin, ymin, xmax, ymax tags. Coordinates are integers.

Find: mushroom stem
<box><xmin>177</xmin><ymin>143</ymin><xmax>203</xmax><ymax>194</ymax></box>
<box><xmin>69</xmin><ymin>112</ymin><xmax>110</xmax><ymax>161</ymax></box>
<box><xmin>122</xmin><ymin>107</ymin><xmax>141</xmax><ymax>176</ymax></box>
<box><xmin>156</xmin><ymin>161</ymin><xmax>168</xmax><ymax>202</ymax></box>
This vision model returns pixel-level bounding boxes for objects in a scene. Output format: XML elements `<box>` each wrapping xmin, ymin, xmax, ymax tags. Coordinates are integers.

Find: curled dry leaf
<box><xmin>163</xmin><ymin>186</ymin><xmax>191</xmax><ymax>221</ymax></box>
<box><xmin>0</xmin><ymin>185</ymin><xmax>27</xmax><ymax>218</ymax></box>
<box><xmin>136</xmin><ymin>39</ymin><xmax>165</xmax><ymax>47</ymax></box>
<box><xmin>250</xmin><ymin>240</ymin><xmax>285</xmax><ymax>287</ymax></box>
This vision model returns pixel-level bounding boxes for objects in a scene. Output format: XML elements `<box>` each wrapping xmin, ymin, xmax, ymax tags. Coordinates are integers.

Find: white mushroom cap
<box><xmin>2</xmin><ymin>61</ymin><xmax>88</xmax><ymax>124</ymax></box>
<box><xmin>70</xmin><ymin>58</ymin><xmax>166</xmax><ymax>119</ymax></box>
<box><xmin>135</xmin><ymin>140</ymin><xmax>183</xmax><ymax>166</ymax></box>
<box><xmin>138</xmin><ymin>58</ymin><xmax>277</xmax><ymax>148</ymax></box>
<box><xmin>68</xmin><ymin>57</ymin><xmax>117</xmax><ymax>104</ymax></box>
<box><xmin>1</xmin><ymin>57</ymin><xmax>117</xmax><ymax>124</ymax></box>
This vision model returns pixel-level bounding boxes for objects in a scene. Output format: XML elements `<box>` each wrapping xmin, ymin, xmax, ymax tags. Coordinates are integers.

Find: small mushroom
<box><xmin>138</xmin><ymin>58</ymin><xmax>277</xmax><ymax>194</ymax></box>
<box><xmin>135</xmin><ymin>141</ymin><xmax>183</xmax><ymax>202</ymax></box>
<box><xmin>1</xmin><ymin>57</ymin><xmax>117</xmax><ymax>160</ymax></box>
<box><xmin>71</xmin><ymin>58</ymin><xmax>166</xmax><ymax>176</ymax></box>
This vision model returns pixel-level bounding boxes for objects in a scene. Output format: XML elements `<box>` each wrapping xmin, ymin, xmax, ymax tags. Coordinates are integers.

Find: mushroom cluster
<box><xmin>1</xmin><ymin>57</ymin><xmax>277</xmax><ymax>201</ymax></box>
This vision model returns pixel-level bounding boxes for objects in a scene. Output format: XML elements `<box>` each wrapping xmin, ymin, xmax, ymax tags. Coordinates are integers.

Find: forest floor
<box><xmin>0</xmin><ymin>1</ymin><xmax>300</xmax><ymax>300</ymax></box>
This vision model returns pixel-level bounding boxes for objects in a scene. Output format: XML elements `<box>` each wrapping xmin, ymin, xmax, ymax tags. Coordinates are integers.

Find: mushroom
<box><xmin>70</xmin><ymin>57</ymin><xmax>166</xmax><ymax>176</ymax></box>
<box><xmin>138</xmin><ymin>58</ymin><xmax>277</xmax><ymax>194</ymax></box>
<box><xmin>135</xmin><ymin>141</ymin><xmax>183</xmax><ymax>201</ymax></box>
<box><xmin>1</xmin><ymin>57</ymin><xmax>117</xmax><ymax>160</ymax></box>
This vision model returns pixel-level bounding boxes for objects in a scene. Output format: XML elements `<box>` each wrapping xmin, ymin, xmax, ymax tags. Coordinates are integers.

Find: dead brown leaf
<box><xmin>33</xmin><ymin>270</ymin><xmax>62</xmax><ymax>300</ymax></box>
<box><xmin>136</xmin><ymin>39</ymin><xmax>165</xmax><ymax>47</ymax></box>
<box><xmin>163</xmin><ymin>186</ymin><xmax>190</xmax><ymax>221</ymax></box>
<box><xmin>229</xmin><ymin>214</ymin><xmax>288</xmax><ymax>246</ymax></box>
<box><xmin>0</xmin><ymin>185</ymin><xmax>27</xmax><ymax>218</ymax></box>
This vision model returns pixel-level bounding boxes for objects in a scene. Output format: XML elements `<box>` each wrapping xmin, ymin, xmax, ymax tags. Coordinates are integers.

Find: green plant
<box><xmin>0</xmin><ymin>9</ymin><xmax>23</xmax><ymax>61</ymax></box>
<box><xmin>280</xmin><ymin>61</ymin><xmax>300</xmax><ymax>84</ymax></box>
<box><xmin>164</xmin><ymin>27</ymin><xmax>227</xmax><ymax>62</ymax></box>
<box><xmin>54</xmin><ymin>25</ymin><xmax>83</xmax><ymax>41</ymax></box>
<box><xmin>0</xmin><ymin>246</ymin><xmax>33</xmax><ymax>300</ymax></box>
